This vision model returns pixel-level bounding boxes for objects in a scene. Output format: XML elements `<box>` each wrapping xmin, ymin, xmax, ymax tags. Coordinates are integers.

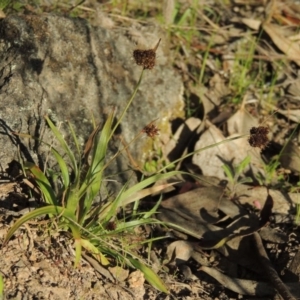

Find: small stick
<box><xmin>253</xmin><ymin>232</ymin><xmax>296</xmax><ymax>300</ymax></box>
<box><xmin>153</xmin><ymin>38</ymin><xmax>161</xmax><ymax>52</ymax></box>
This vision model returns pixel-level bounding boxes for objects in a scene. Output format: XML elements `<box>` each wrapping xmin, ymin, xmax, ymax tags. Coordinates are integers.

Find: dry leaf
<box><xmin>227</xmin><ymin>104</ymin><xmax>258</xmax><ymax>135</ymax></box>
<box><xmin>200</xmin><ymin>266</ymin><xmax>275</xmax><ymax>296</ymax></box>
<box><xmin>235</xmin><ymin>184</ymin><xmax>300</xmax><ymax>215</ymax></box>
<box><xmin>279</xmin><ymin>140</ymin><xmax>300</xmax><ymax>173</ymax></box>
<box><xmin>241</xmin><ymin>18</ymin><xmax>261</xmax><ymax>30</ymax></box>
<box><xmin>161</xmin><ymin>186</ymin><xmax>243</xmax><ymax>222</ymax></box>
<box><xmin>192</xmin><ymin>121</ymin><xmax>263</xmax><ymax>179</ymax></box>
<box><xmin>198</xmin><ymin>194</ymin><xmax>273</xmax><ymax>249</ymax></box>
<box><xmin>262</xmin><ymin>23</ymin><xmax>300</xmax><ymax>66</ymax></box>
<box><xmin>0</xmin><ymin>182</ymin><xmax>16</xmax><ymax>198</ymax></box>
<box><xmin>164</xmin><ymin>117</ymin><xmax>201</xmax><ymax>162</ymax></box>
<box><xmin>166</xmin><ymin>241</ymin><xmax>194</xmax><ymax>265</ymax></box>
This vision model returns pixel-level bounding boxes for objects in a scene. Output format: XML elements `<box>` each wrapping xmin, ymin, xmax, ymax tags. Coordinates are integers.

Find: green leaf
<box><xmin>80</xmin><ymin>239</ymin><xmax>110</xmax><ymax>266</ymax></box>
<box><xmin>236</xmin><ymin>155</ymin><xmax>251</xmax><ymax>175</ymax></box>
<box><xmin>51</xmin><ymin>148</ymin><xmax>70</xmax><ymax>189</ymax></box>
<box><xmin>238</xmin><ymin>177</ymin><xmax>253</xmax><ymax>184</ymax></box>
<box><xmin>110</xmin><ymin>69</ymin><xmax>144</xmax><ymax>139</ymax></box>
<box><xmin>142</xmin><ymin>194</ymin><xmax>162</xmax><ymax>219</ymax></box>
<box><xmin>45</xmin><ymin>116</ymin><xmax>78</xmax><ymax>178</ymax></box>
<box><xmin>88</xmin><ymin>113</ymin><xmax>113</xmax><ymax>191</ymax></box>
<box><xmin>222</xmin><ymin>164</ymin><xmax>234</xmax><ymax>182</ymax></box>
<box><xmin>144</xmin><ymin>160</ymin><xmax>158</xmax><ymax>173</ymax></box>
<box><xmin>77</xmin><ymin>112</ymin><xmax>114</xmax><ymax>219</ymax></box>
<box><xmin>129</xmin><ymin>258</ymin><xmax>168</xmax><ymax>293</ymax></box>
<box><xmin>0</xmin><ymin>0</ymin><xmax>9</xmax><ymax>10</ymax></box>
<box><xmin>177</xmin><ymin>8</ymin><xmax>191</xmax><ymax>26</ymax></box>
<box><xmin>99</xmin><ymin>181</ymin><xmax>129</xmax><ymax>224</ymax></box>
<box><xmin>0</xmin><ymin>273</ymin><xmax>3</xmax><ymax>297</ymax></box>
<box><xmin>4</xmin><ymin>206</ymin><xmax>82</xmax><ymax>267</ymax></box>
<box><xmin>4</xmin><ymin>205</ymin><xmax>80</xmax><ymax>242</ymax></box>
<box><xmin>74</xmin><ymin>238</ymin><xmax>82</xmax><ymax>268</ymax></box>
<box><xmin>24</xmin><ymin>162</ymin><xmax>57</xmax><ymax>205</ymax></box>
<box><xmin>67</xmin><ymin>120</ymin><xmax>81</xmax><ymax>158</ymax></box>
<box><xmin>118</xmin><ymin>171</ymin><xmax>187</xmax><ymax>206</ymax></box>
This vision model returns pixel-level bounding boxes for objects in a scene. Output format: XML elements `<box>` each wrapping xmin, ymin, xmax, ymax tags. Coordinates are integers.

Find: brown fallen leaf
<box><xmin>235</xmin><ymin>183</ymin><xmax>299</xmax><ymax>215</ymax></box>
<box><xmin>226</xmin><ymin>100</ymin><xmax>259</xmax><ymax>136</ymax></box>
<box><xmin>200</xmin><ymin>266</ymin><xmax>276</xmax><ymax>296</ymax></box>
<box><xmin>198</xmin><ymin>192</ymin><xmax>273</xmax><ymax>249</ymax></box>
<box><xmin>279</xmin><ymin>140</ymin><xmax>300</xmax><ymax>173</ymax></box>
<box><xmin>259</xmin><ymin>192</ymin><xmax>274</xmax><ymax>226</ymax></box>
<box><xmin>160</xmin><ymin>186</ymin><xmax>244</xmax><ymax>224</ymax></box>
<box><xmin>262</xmin><ymin>23</ymin><xmax>300</xmax><ymax>67</ymax></box>
<box><xmin>166</xmin><ymin>240</ymin><xmax>194</xmax><ymax>266</ymax></box>
<box><xmin>164</xmin><ymin>117</ymin><xmax>201</xmax><ymax>163</ymax></box>
<box><xmin>262</xmin><ymin>99</ymin><xmax>300</xmax><ymax>123</ymax></box>
<box><xmin>241</xmin><ymin>17</ymin><xmax>261</xmax><ymax>30</ymax></box>
<box><xmin>0</xmin><ymin>182</ymin><xmax>16</xmax><ymax>198</ymax></box>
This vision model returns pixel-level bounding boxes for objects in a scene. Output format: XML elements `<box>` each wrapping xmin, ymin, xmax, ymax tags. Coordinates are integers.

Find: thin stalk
<box><xmin>110</xmin><ymin>68</ymin><xmax>145</xmax><ymax>140</ymax></box>
<box><xmin>158</xmin><ymin>133</ymin><xmax>249</xmax><ymax>173</ymax></box>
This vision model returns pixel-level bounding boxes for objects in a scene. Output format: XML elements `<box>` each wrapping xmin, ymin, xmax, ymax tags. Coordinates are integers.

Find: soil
<box><xmin>0</xmin><ymin>177</ymin><xmax>299</xmax><ymax>299</ymax></box>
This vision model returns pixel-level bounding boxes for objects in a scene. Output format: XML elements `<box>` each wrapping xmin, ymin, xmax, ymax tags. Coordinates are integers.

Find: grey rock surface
<box><xmin>0</xmin><ymin>14</ymin><xmax>183</xmax><ymax>180</ymax></box>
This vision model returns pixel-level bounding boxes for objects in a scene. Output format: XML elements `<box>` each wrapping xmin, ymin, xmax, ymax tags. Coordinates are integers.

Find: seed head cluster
<box><xmin>142</xmin><ymin>123</ymin><xmax>160</xmax><ymax>138</ymax></box>
<box><xmin>133</xmin><ymin>39</ymin><xmax>161</xmax><ymax>70</ymax></box>
<box><xmin>248</xmin><ymin>126</ymin><xmax>270</xmax><ymax>149</ymax></box>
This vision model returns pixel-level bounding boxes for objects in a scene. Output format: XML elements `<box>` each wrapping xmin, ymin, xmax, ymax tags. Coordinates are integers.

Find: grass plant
<box><xmin>222</xmin><ymin>155</ymin><xmax>253</xmax><ymax>197</ymax></box>
<box><xmin>4</xmin><ymin>67</ymin><xmax>185</xmax><ymax>293</ymax></box>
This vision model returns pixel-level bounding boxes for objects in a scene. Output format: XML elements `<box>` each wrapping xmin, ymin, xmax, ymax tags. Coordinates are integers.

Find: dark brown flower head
<box><xmin>248</xmin><ymin>126</ymin><xmax>270</xmax><ymax>149</ymax></box>
<box><xmin>133</xmin><ymin>39</ymin><xmax>161</xmax><ymax>70</ymax></box>
<box><xmin>106</xmin><ymin>221</ymin><xmax>117</xmax><ymax>231</ymax></box>
<box><xmin>142</xmin><ymin>123</ymin><xmax>160</xmax><ymax>138</ymax></box>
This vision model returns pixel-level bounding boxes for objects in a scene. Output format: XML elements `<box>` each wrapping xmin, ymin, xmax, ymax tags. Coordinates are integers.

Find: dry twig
<box><xmin>253</xmin><ymin>232</ymin><xmax>296</xmax><ymax>300</ymax></box>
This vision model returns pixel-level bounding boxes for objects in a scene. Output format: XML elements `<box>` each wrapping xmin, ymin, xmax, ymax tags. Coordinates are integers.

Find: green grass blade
<box><xmin>114</xmin><ymin>218</ymin><xmax>161</xmax><ymax>232</ymax></box>
<box><xmin>97</xmin><ymin>180</ymin><xmax>176</xmax><ymax>221</ymax></box>
<box><xmin>80</xmin><ymin>239</ymin><xmax>110</xmax><ymax>266</ymax></box>
<box><xmin>142</xmin><ymin>194</ymin><xmax>162</xmax><ymax>219</ymax></box>
<box><xmin>236</xmin><ymin>155</ymin><xmax>251</xmax><ymax>175</ymax></box>
<box><xmin>89</xmin><ymin>112</ymin><xmax>114</xmax><ymax>175</ymax></box>
<box><xmin>67</xmin><ymin>120</ymin><xmax>81</xmax><ymax>159</ymax></box>
<box><xmin>0</xmin><ymin>273</ymin><xmax>3</xmax><ymax>299</ymax></box>
<box><xmin>25</xmin><ymin>162</ymin><xmax>57</xmax><ymax>205</ymax></box>
<box><xmin>45</xmin><ymin>116</ymin><xmax>78</xmax><ymax>177</ymax></box>
<box><xmin>99</xmin><ymin>181</ymin><xmax>129</xmax><ymax>224</ymax></box>
<box><xmin>159</xmin><ymin>134</ymin><xmax>248</xmax><ymax>173</ymax></box>
<box><xmin>4</xmin><ymin>205</ymin><xmax>82</xmax><ymax>267</ymax></box>
<box><xmin>4</xmin><ymin>205</ymin><xmax>83</xmax><ymax>267</ymax></box>
<box><xmin>129</xmin><ymin>258</ymin><xmax>168</xmax><ymax>293</ymax></box>
<box><xmin>222</xmin><ymin>164</ymin><xmax>234</xmax><ymax>182</ymax></box>
<box><xmin>51</xmin><ymin>148</ymin><xmax>70</xmax><ymax>189</ymax></box>
<box><xmin>118</xmin><ymin>171</ymin><xmax>185</xmax><ymax>206</ymax></box>
<box><xmin>110</xmin><ymin>69</ymin><xmax>144</xmax><ymax>139</ymax></box>
<box><xmin>78</xmin><ymin>112</ymin><xmax>114</xmax><ymax>215</ymax></box>
<box><xmin>4</xmin><ymin>205</ymin><xmax>80</xmax><ymax>244</ymax></box>
<box><xmin>74</xmin><ymin>238</ymin><xmax>82</xmax><ymax>268</ymax></box>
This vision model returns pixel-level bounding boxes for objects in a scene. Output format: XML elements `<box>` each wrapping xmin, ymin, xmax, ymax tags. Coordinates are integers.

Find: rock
<box><xmin>0</xmin><ymin>14</ymin><xmax>184</xmax><ymax>183</ymax></box>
